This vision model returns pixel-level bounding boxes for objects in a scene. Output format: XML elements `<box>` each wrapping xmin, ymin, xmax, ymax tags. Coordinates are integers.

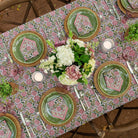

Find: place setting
<box><xmin>0</xmin><ymin>0</ymin><xmax>137</xmax><ymax>137</ymax></box>
<box><xmin>10</xmin><ymin>31</ymin><xmax>48</xmax><ymax>67</ymax></box>
<box><xmin>117</xmin><ymin>0</ymin><xmax>138</xmax><ymax>18</ymax></box>
<box><xmin>0</xmin><ymin>113</ymin><xmax>21</xmax><ymax>138</ymax></box>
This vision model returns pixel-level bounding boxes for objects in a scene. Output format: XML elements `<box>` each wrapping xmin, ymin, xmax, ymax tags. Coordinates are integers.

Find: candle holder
<box><xmin>101</xmin><ymin>38</ymin><xmax>114</xmax><ymax>53</ymax></box>
<box><xmin>32</xmin><ymin>71</ymin><xmax>44</xmax><ymax>82</ymax></box>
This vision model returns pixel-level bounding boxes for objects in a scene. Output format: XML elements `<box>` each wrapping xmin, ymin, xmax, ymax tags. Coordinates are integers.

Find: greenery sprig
<box><xmin>125</xmin><ymin>22</ymin><xmax>138</xmax><ymax>41</ymax></box>
<box><xmin>0</xmin><ymin>78</ymin><xmax>12</xmax><ymax>100</ymax></box>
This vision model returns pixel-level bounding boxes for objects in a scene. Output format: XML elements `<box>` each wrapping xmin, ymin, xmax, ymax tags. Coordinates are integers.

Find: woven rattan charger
<box><xmin>64</xmin><ymin>7</ymin><xmax>101</xmax><ymax>42</ymax></box>
<box><xmin>0</xmin><ymin>113</ymin><xmax>21</xmax><ymax>138</ymax></box>
<box><xmin>38</xmin><ymin>87</ymin><xmax>76</xmax><ymax>127</ymax></box>
<box><xmin>117</xmin><ymin>0</ymin><xmax>138</xmax><ymax>18</ymax></box>
<box><xmin>94</xmin><ymin>61</ymin><xmax>131</xmax><ymax>98</ymax></box>
<box><xmin>10</xmin><ymin>31</ymin><xmax>47</xmax><ymax>67</ymax></box>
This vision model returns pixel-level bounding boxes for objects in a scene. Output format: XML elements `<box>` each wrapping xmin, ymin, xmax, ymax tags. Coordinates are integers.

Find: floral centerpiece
<box><xmin>39</xmin><ymin>31</ymin><xmax>98</xmax><ymax>85</ymax></box>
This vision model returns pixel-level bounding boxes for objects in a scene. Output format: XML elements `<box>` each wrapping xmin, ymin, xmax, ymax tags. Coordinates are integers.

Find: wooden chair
<box><xmin>67</xmin><ymin>100</ymin><xmax>138</xmax><ymax>138</ymax></box>
<box><xmin>0</xmin><ymin>0</ymin><xmax>39</xmax><ymax>33</ymax></box>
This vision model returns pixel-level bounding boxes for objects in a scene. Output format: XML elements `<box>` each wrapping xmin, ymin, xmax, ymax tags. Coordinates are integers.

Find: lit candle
<box><xmin>32</xmin><ymin>71</ymin><xmax>44</xmax><ymax>82</ymax></box>
<box><xmin>101</xmin><ymin>39</ymin><xmax>114</xmax><ymax>52</ymax></box>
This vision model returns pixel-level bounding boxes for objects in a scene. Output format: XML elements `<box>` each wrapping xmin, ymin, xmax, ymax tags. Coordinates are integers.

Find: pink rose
<box><xmin>66</xmin><ymin>65</ymin><xmax>82</xmax><ymax>80</ymax></box>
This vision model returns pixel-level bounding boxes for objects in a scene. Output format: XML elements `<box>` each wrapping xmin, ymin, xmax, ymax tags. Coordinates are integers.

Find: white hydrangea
<box><xmin>56</xmin><ymin>45</ymin><xmax>74</xmax><ymax>66</ymax></box>
<box><xmin>67</xmin><ymin>39</ymin><xmax>85</xmax><ymax>47</ymax></box>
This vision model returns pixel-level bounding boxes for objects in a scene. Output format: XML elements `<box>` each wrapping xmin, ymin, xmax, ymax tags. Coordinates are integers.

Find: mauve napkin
<box><xmin>0</xmin><ymin>120</ymin><xmax>11</xmax><ymax>138</ymax></box>
<box><xmin>47</xmin><ymin>96</ymin><xmax>68</xmax><ymax>120</ymax></box>
<box><xmin>74</xmin><ymin>13</ymin><xmax>93</xmax><ymax>35</ymax></box>
<box><xmin>104</xmin><ymin>69</ymin><xmax>123</xmax><ymax>92</ymax></box>
<box><xmin>20</xmin><ymin>38</ymin><xmax>39</xmax><ymax>61</ymax></box>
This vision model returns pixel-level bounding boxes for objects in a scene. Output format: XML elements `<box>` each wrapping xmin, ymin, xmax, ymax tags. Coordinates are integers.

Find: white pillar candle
<box><xmin>32</xmin><ymin>71</ymin><xmax>44</xmax><ymax>82</ymax></box>
<box><xmin>101</xmin><ymin>39</ymin><xmax>114</xmax><ymax>53</ymax></box>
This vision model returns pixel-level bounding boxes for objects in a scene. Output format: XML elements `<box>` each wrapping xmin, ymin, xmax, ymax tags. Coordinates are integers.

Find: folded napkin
<box><xmin>74</xmin><ymin>13</ymin><xmax>93</xmax><ymax>35</ymax></box>
<box><xmin>47</xmin><ymin>96</ymin><xmax>68</xmax><ymax>120</ymax></box>
<box><xmin>0</xmin><ymin>120</ymin><xmax>12</xmax><ymax>138</ymax></box>
<box><xmin>20</xmin><ymin>38</ymin><xmax>39</xmax><ymax>61</ymax></box>
<box><xmin>104</xmin><ymin>69</ymin><xmax>123</xmax><ymax>92</ymax></box>
<box><xmin>128</xmin><ymin>0</ymin><xmax>138</xmax><ymax>9</ymax></box>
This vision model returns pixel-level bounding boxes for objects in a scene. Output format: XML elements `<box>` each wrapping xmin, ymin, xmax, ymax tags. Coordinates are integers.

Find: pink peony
<box><xmin>66</xmin><ymin>65</ymin><xmax>82</xmax><ymax>80</ymax></box>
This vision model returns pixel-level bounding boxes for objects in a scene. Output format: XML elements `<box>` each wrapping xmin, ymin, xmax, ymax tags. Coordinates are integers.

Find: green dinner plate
<box><xmin>12</xmin><ymin>32</ymin><xmax>44</xmax><ymax>64</ymax></box>
<box><xmin>41</xmin><ymin>91</ymin><xmax>75</xmax><ymax>126</ymax></box>
<box><xmin>121</xmin><ymin>0</ymin><xmax>138</xmax><ymax>12</ymax></box>
<box><xmin>98</xmin><ymin>64</ymin><xmax>130</xmax><ymax>97</ymax></box>
<box><xmin>66</xmin><ymin>7</ymin><xmax>100</xmax><ymax>40</ymax></box>
<box><xmin>0</xmin><ymin>116</ymin><xmax>17</xmax><ymax>138</ymax></box>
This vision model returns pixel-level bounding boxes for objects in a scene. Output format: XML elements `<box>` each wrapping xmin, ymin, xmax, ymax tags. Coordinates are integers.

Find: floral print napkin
<box><xmin>128</xmin><ymin>0</ymin><xmax>138</xmax><ymax>9</ymax></box>
<box><xmin>47</xmin><ymin>96</ymin><xmax>68</xmax><ymax>120</ymax></box>
<box><xmin>104</xmin><ymin>69</ymin><xmax>123</xmax><ymax>92</ymax></box>
<box><xmin>74</xmin><ymin>13</ymin><xmax>93</xmax><ymax>35</ymax></box>
<box><xmin>0</xmin><ymin>120</ymin><xmax>11</xmax><ymax>138</ymax></box>
<box><xmin>20</xmin><ymin>38</ymin><xmax>39</xmax><ymax>61</ymax></box>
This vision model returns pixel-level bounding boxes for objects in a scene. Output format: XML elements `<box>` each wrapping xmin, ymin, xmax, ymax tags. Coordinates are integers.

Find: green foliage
<box><xmin>69</xmin><ymin>30</ymin><xmax>73</xmax><ymax>39</ymax></box>
<box><xmin>46</xmin><ymin>40</ymin><xmax>56</xmax><ymax>52</ymax></box>
<box><xmin>125</xmin><ymin>22</ymin><xmax>138</xmax><ymax>41</ymax></box>
<box><xmin>71</xmin><ymin>42</ymin><xmax>90</xmax><ymax>66</ymax></box>
<box><xmin>0</xmin><ymin>78</ymin><xmax>12</xmax><ymax>100</ymax></box>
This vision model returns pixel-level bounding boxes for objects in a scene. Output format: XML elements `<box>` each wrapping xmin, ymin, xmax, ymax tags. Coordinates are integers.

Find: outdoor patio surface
<box><xmin>0</xmin><ymin>0</ymin><xmax>138</xmax><ymax>138</ymax></box>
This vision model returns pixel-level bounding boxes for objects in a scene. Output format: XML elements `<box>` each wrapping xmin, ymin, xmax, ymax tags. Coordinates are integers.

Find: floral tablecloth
<box><xmin>0</xmin><ymin>0</ymin><xmax>138</xmax><ymax>137</ymax></box>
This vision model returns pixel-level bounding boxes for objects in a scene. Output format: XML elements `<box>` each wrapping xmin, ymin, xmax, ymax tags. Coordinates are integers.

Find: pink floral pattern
<box><xmin>48</xmin><ymin>96</ymin><xmax>68</xmax><ymax>120</ymax></box>
<box><xmin>104</xmin><ymin>69</ymin><xmax>123</xmax><ymax>91</ymax></box>
<box><xmin>0</xmin><ymin>120</ymin><xmax>11</xmax><ymax>138</ymax></box>
<box><xmin>74</xmin><ymin>13</ymin><xmax>93</xmax><ymax>35</ymax></box>
<box><xmin>20</xmin><ymin>38</ymin><xmax>39</xmax><ymax>60</ymax></box>
<box><xmin>0</xmin><ymin>0</ymin><xmax>137</xmax><ymax>137</ymax></box>
<box><xmin>128</xmin><ymin>0</ymin><xmax>138</xmax><ymax>9</ymax></box>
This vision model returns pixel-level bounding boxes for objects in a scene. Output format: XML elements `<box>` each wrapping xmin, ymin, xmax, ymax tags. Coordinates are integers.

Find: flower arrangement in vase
<box><xmin>39</xmin><ymin>31</ymin><xmax>98</xmax><ymax>85</ymax></box>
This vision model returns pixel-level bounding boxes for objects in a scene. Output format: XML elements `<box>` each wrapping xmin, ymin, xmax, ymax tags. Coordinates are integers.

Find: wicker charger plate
<box><xmin>117</xmin><ymin>0</ymin><xmax>138</xmax><ymax>17</ymax></box>
<box><xmin>64</xmin><ymin>7</ymin><xmax>101</xmax><ymax>42</ymax></box>
<box><xmin>0</xmin><ymin>113</ymin><xmax>21</xmax><ymax>138</ymax></box>
<box><xmin>94</xmin><ymin>61</ymin><xmax>131</xmax><ymax>98</ymax></box>
<box><xmin>38</xmin><ymin>87</ymin><xmax>76</xmax><ymax>127</ymax></box>
<box><xmin>10</xmin><ymin>31</ymin><xmax>47</xmax><ymax>67</ymax></box>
